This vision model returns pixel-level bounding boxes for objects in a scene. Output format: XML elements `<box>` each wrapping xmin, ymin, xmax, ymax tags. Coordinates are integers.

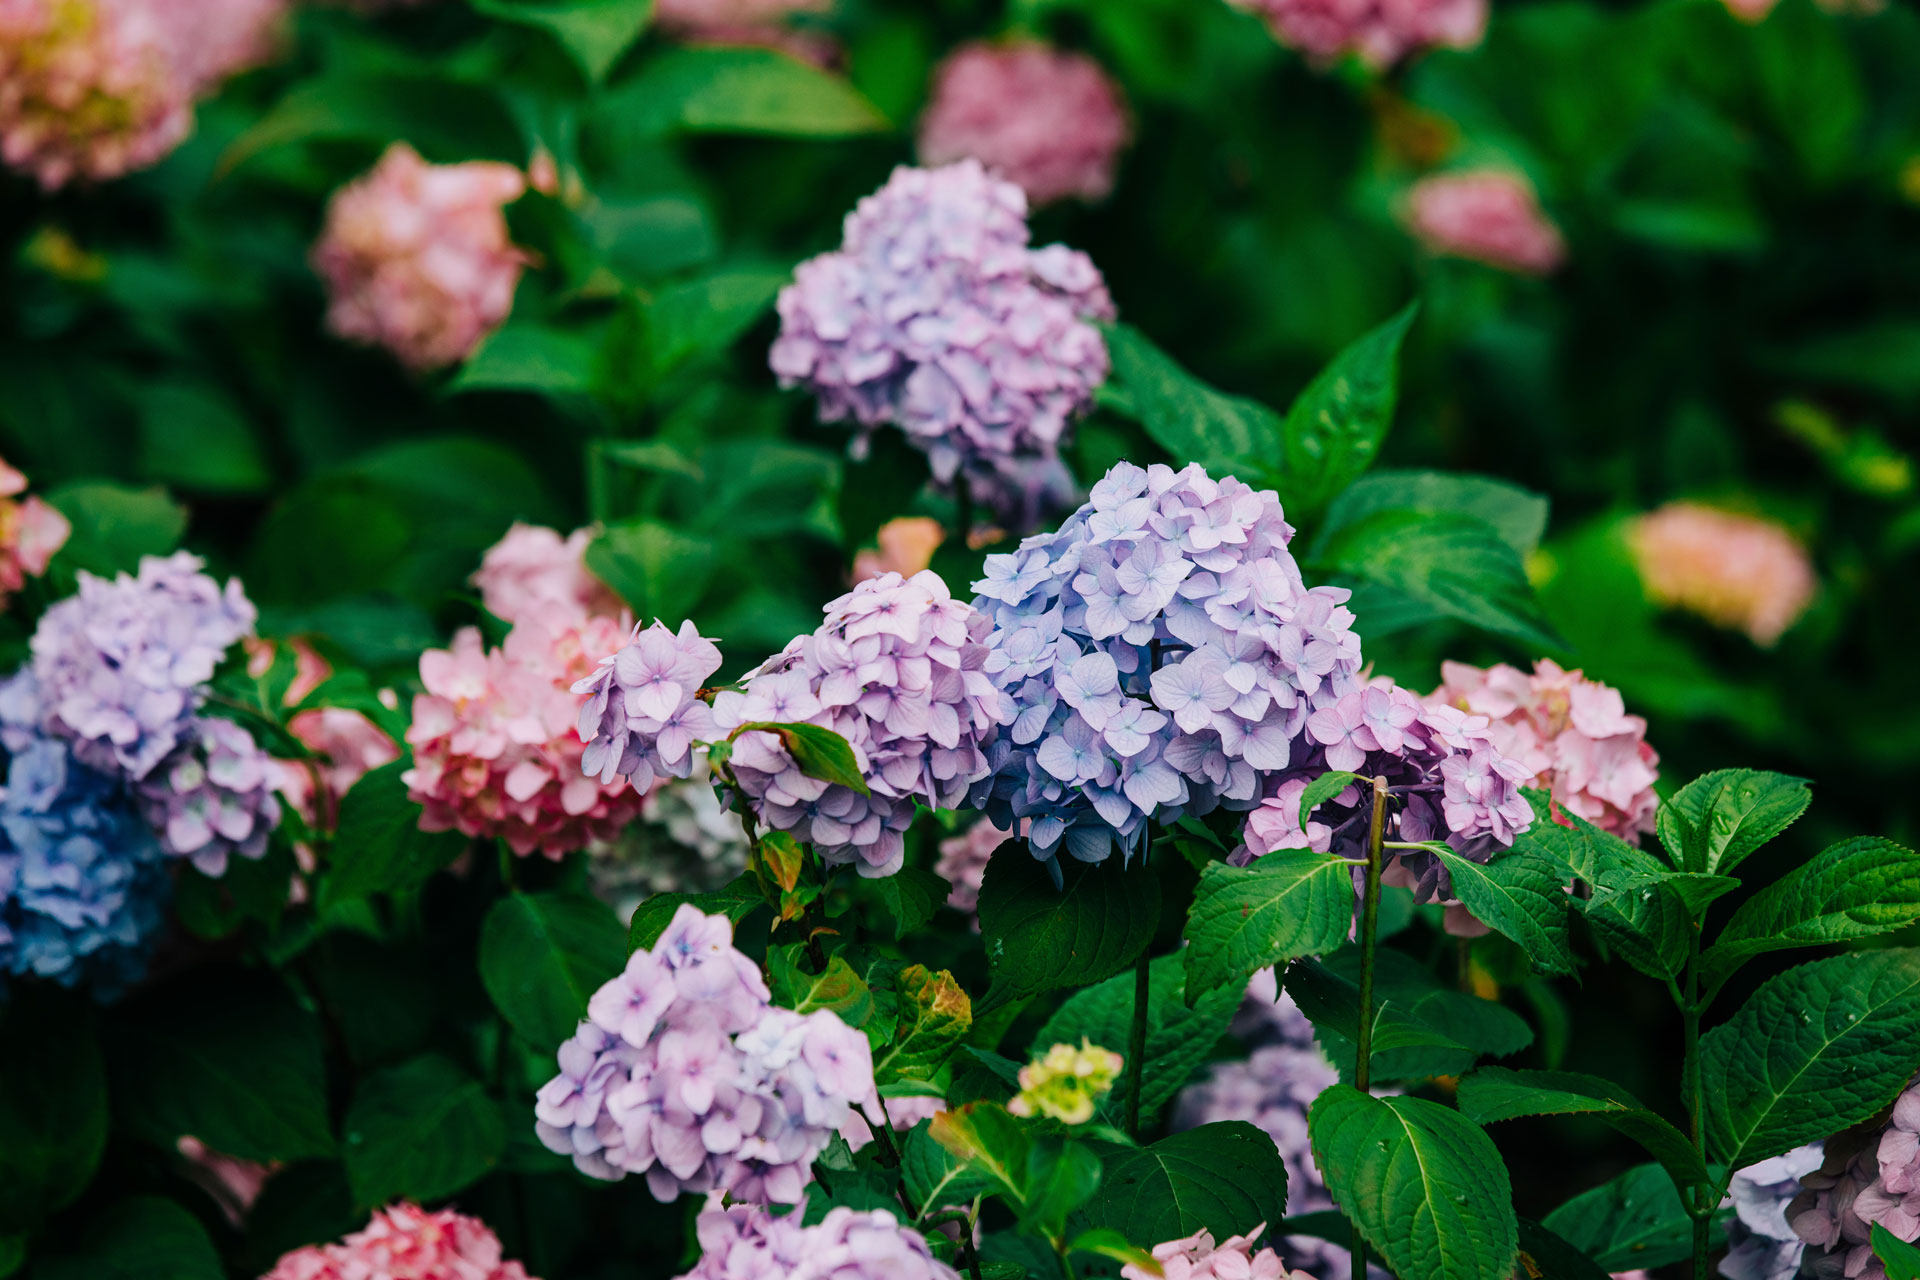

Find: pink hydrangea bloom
<box><xmin>472</xmin><ymin>523</ymin><xmax>624</xmax><ymax>626</ymax></box>
<box><xmin>263</xmin><ymin>1202</ymin><xmax>535</xmax><ymax>1280</ymax></box>
<box><xmin>311</xmin><ymin>142</ymin><xmax>530</xmax><ymax>372</ymax></box>
<box><xmin>1404</xmin><ymin>170</ymin><xmax>1567</xmax><ymax>275</ymax></box>
<box><xmin>1229</xmin><ymin>0</ymin><xmax>1485</xmax><ymax>68</ymax></box>
<box><xmin>1427</xmin><ymin>658</ymin><xmax>1660</xmax><ymax>842</ymax></box>
<box><xmin>852</xmin><ymin>517</ymin><xmax>944</xmax><ymax>585</ymax></box>
<box><xmin>1788</xmin><ymin>1082</ymin><xmax>1920</xmax><ymax>1280</ymax></box>
<box><xmin>406</xmin><ymin>615</ymin><xmax>648</xmax><ymax>858</ymax></box>
<box><xmin>1120</xmin><ymin>1224</ymin><xmax>1314</xmax><ymax>1280</ymax></box>
<box><xmin>1628</xmin><ymin>502</ymin><xmax>1817</xmax><ymax>648</ymax></box>
<box><xmin>0</xmin><ymin>0</ymin><xmax>285</xmax><ymax>189</ymax></box>
<box><xmin>0</xmin><ymin>457</ymin><xmax>69</xmax><ymax>613</ymax></box>
<box><xmin>918</xmin><ymin>41</ymin><xmax>1131</xmax><ymax>206</ymax></box>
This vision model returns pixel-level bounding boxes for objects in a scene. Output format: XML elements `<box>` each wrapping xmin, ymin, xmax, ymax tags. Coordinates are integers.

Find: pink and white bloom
<box><xmin>1404</xmin><ymin>169</ymin><xmax>1567</xmax><ymax>275</ymax></box>
<box><xmin>1628</xmin><ymin>502</ymin><xmax>1817</xmax><ymax>647</ymax></box>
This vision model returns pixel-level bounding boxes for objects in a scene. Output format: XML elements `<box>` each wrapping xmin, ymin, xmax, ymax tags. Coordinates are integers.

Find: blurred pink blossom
<box><xmin>406</xmin><ymin>615</ymin><xmax>647</xmax><ymax>858</ymax></box>
<box><xmin>851</xmin><ymin>517</ymin><xmax>944</xmax><ymax>585</ymax></box>
<box><xmin>175</xmin><ymin>1136</ymin><xmax>273</xmax><ymax>1227</ymax></box>
<box><xmin>246</xmin><ymin>637</ymin><xmax>399</xmax><ymax>829</ymax></box>
<box><xmin>473</xmin><ymin>523</ymin><xmax>624</xmax><ymax>626</ymax></box>
<box><xmin>934</xmin><ymin>817</ymin><xmax>1018</xmax><ymax>926</ymax></box>
<box><xmin>264</xmin><ymin>1202</ymin><xmax>535</xmax><ymax>1280</ymax></box>
<box><xmin>918</xmin><ymin>41</ymin><xmax>1131</xmax><ymax>206</ymax></box>
<box><xmin>1628</xmin><ymin>502</ymin><xmax>1816</xmax><ymax>647</ymax></box>
<box><xmin>652</xmin><ymin>0</ymin><xmax>838</xmax><ymax>65</ymax></box>
<box><xmin>1404</xmin><ymin>169</ymin><xmax>1566</xmax><ymax>275</ymax></box>
<box><xmin>1229</xmin><ymin>0</ymin><xmax>1485</xmax><ymax>68</ymax></box>
<box><xmin>1427</xmin><ymin>658</ymin><xmax>1660</xmax><ymax>842</ymax></box>
<box><xmin>0</xmin><ymin>457</ymin><xmax>69</xmax><ymax>613</ymax></box>
<box><xmin>311</xmin><ymin>142</ymin><xmax>530</xmax><ymax>372</ymax></box>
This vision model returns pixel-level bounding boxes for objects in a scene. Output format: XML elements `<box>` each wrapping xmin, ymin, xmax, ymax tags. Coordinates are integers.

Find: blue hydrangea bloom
<box><xmin>0</xmin><ymin>734</ymin><xmax>168</xmax><ymax>996</ymax></box>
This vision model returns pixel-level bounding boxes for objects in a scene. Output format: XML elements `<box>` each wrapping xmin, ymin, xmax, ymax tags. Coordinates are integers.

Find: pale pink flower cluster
<box><xmin>1228</xmin><ymin>0</ymin><xmax>1484</xmax><ymax>68</ymax></box>
<box><xmin>852</xmin><ymin>517</ymin><xmax>944</xmax><ymax>586</ymax></box>
<box><xmin>311</xmin><ymin>143</ymin><xmax>530</xmax><ymax>372</ymax></box>
<box><xmin>918</xmin><ymin>41</ymin><xmax>1131</xmax><ymax>206</ymax></box>
<box><xmin>1403</xmin><ymin>170</ymin><xmax>1567</xmax><ymax>275</ymax></box>
<box><xmin>1427</xmin><ymin>658</ymin><xmax>1660</xmax><ymax>841</ymax></box>
<box><xmin>405</xmin><ymin>615</ymin><xmax>648</xmax><ymax>858</ymax></box>
<box><xmin>1788</xmin><ymin>1085</ymin><xmax>1920</xmax><ymax>1280</ymax></box>
<box><xmin>472</xmin><ymin>523</ymin><xmax>624</xmax><ymax>626</ymax></box>
<box><xmin>264</xmin><ymin>1202</ymin><xmax>534</xmax><ymax>1280</ymax></box>
<box><xmin>652</xmin><ymin>0</ymin><xmax>837</xmax><ymax>65</ymax></box>
<box><xmin>0</xmin><ymin>0</ymin><xmax>285</xmax><ymax>189</ymax></box>
<box><xmin>1628</xmin><ymin>502</ymin><xmax>1817</xmax><ymax>648</ymax></box>
<box><xmin>1120</xmin><ymin>1224</ymin><xmax>1313</xmax><ymax>1280</ymax></box>
<box><xmin>0</xmin><ymin>457</ymin><xmax>68</xmax><ymax>614</ymax></box>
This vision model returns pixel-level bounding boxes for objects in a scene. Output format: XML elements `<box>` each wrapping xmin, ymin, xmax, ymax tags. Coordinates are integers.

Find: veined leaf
<box><xmin>1431</xmin><ymin>847</ymin><xmax>1575</xmax><ymax>977</ymax></box>
<box><xmin>478</xmin><ymin>892</ymin><xmax>626</xmax><ymax>1052</ymax></box>
<box><xmin>1657</xmin><ymin>770</ymin><xmax>1810</xmax><ymax>876</ymax></box>
<box><xmin>733</xmin><ymin>721</ymin><xmax>869</xmax><ymax>795</ymax></box>
<box><xmin>1296</xmin><ymin>770</ymin><xmax>1362</xmax><ymax>825</ymax></box>
<box><xmin>1873</xmin><ymin>1223</ymin><xmax>1920</xmax><ymax>1280</ymax></box>
<box><xmin>1457</xmin><ymin>1067</ymin><xmax>1709</xmax><ymax>1190</ymax></box>
<box><xmin>977</xmin><ymin>852</ymin><xmax>1160</xmax><ymax>1009</ymax></box>
<box><xmin>1080</xmin><ymin>1123</ymin><xmax>1290</xmax><ymax>1249</ymax></box>
<box><xmin>1276</xmin><ymin>302</ymin><xmax>1418</xmax><ymax>514</ymax></box>
<box><xmin>1182</xmin><ymin>848</ymin><xmax>1359</xmax><ymax>1004</ymax></box>
<box><xmin>1101</xmin><ymin>322</ymin><xmax>1280</xmax><ymax>475</ymax></box>
<box><xmin>1540</xmin><ymin>1163</ymin><xmax>1707</xmax><ymax>1274</ymax></box>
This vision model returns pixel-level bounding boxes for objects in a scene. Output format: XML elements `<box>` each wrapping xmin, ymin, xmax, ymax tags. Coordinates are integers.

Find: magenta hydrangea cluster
<box><xmin>1722</xmin><ymin>1145</ymin><xmax>1822</xmax><ymax>1280</ymax></box>
<box><xmin>677</xmin><ymin>1201</ymin><xmax>958</xmax><ymax>1280</ymax></box>
<box><xmin>1228</xmin><ymin>0</ymin><xmax>1485</xmax><ymax>69</ymax></box>
<box><xmin>968</xmin><ymin>460</ymin><xmax>1366</xmax><ymax>867</ymax></box>
<box><xmin>535</xmin><ymin>904</ymin><xmax>875</xmax><ymax>1203</ymax></box>
<box><xmin>1789</xmin><ymin>1084</ymin><xmax>1920</xmax><ymax>1280</ymax></box>
<box><xmin>264</xmin><ymin>1202</ymin><xmax>536</xmax><ymax>1280</ymax></box>
<box><xmin>136</xmin><ymin>716</ymin><xmax>281</xmax><ymax>876</ymax></box>
<box><xmin>770</xmin><ymin>160</ymin><xmax>1114</xmax><ymax>526</ymax></box>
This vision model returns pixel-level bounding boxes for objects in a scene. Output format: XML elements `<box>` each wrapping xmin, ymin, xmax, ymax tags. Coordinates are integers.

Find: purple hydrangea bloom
<box><xmin>535</xmin><ymin>904</ymin><xmax>877</xmax><ymax>1204</ymax></box>
<box><xmin>0</xmin><ymin>733</ymin><xmax>167</xmax><ymax>997</ymax></box>
<box><xmin>28</xmin><ymin>553</ymin><xmax>256</xmax><ymax>781</ymax></box>
<box><xmin>136</xmin><ymin>716</ymin><xmax>282</xmax><ymax>877</ymax></box>
<box><xmin>968</xmin><ymin>460</ymin><xmax>1367</xmax><ymax>867</ymax></box>
<box><xmin>1721</xmin><ymin>1144</ymin><xmax>1821</xmax><ymax>1280</ymax></box>
<box><xmin>677</xmin><ymin>1201</ymin><xmax>959</xmax><ymax>1280</ymax></box>
<box><xmin>771</xmin><ymin>160</ymin><xmax>1114</xmax><ymax>527</ymax></box>
<box><xmin>574</xmin><ymin>620</ymin><xmax>723</xmax><ymax>794</ymax></box>
<box><xmin>1789</xmin><ymin>1081</ymin><xmax>1920</xmax><ymax>1280</ymax></box>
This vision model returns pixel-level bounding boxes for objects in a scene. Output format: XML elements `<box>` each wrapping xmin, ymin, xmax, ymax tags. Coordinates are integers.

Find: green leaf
<box><xmin>45</xmin><ymin>481</ymin><xmax>186</xmax><ymax>577</ymax></box>
<box><xmin>1080</xmin><ymin>1122</ymin><xmax>1290</xmax><ymax>1248</ymax></box>
<box><xmin>1751</xmin><ymin>0</ymin><xmax>1865</xmax><ymax>184</ymax></box>
<box><xmin>1700</xmin><ymin>949</ymin><xmax>1920</xmax><ymax>1171</ymax></box>
<box><xmin>735</xmin><ymin>721</ymin><xmax>869</xmax><ymax>795</ymax></box>
<box><xmin>587</xmin><ymin>519</ymin><xmax>715</xmax><ymax>626</ymax></box>
<box><xmin>874</xmin><ymin>966</ymin><xmax>972</xmax><ymax>1083</ymax></box>
<box><xmin>110</xmin><ymin>968</ymin><xmax>334</xmax><ymax>1165</ymax></box>
<box><xmin>628</xmin><ymin>876</ymin><xmax>765</xmax><ymax>951</ymax></box>
<box><xmin>1308</xmin><ymin>1086</ymin><xmax>1518</xmax><ymax>1280</ymax></box>
<box><xmin>647</xmin><ymin>268</ymin><xmax>788</xmax><ymax>377</ymax></box>
<box><xmin>1510</xmin><ymin>795</ymin><xmax>1668</xmax><ymax>883</ymax></box>
<box><xmin>1873</xmin><ymin>1223</ymin><xmax>1920</xmax><ymax>1280</ymax></box>
<box><xmin>1310</xmin><ymin>509</ymin><xmax>1561</xmax><ymax>649</ymax></box>
<box><xmin>471</xmin><ymin>0</ymin><xmax>652</xmax><ymax>83</ymax></box>
<box><xmin>1020</xmin><ymin>1141</ymin><xmax>1104</xmax><ymax>1241</ymax></box>
<box><xmin>1430</xmin><ymin>846</ymin><xmax>1575</xmax><ymax>977</ymax></box>
<box><xmin>1066</xmin><ymin>1228</ymin><xmax>1160</xmax><ymax>1272</ymax></box>
<box><xmin>1182</xmin><ymin>848</ymin><xmax>1360</xmax><ymax>1004</ymax></box>
<box><xmin>603</xmin><ymin>47</ymin><xmax>889</xmax><ymax>136</ymax></box>
<box><xmin>29</xmin><ymin>1198</ymin><xmax>221</xmax><ymax>1280</ymax></box>
<box><xmin>1101</xmin><ymin>322</ymin><xmax>1278</xmax><ymax>475</ymax></box>
<box><xmin>1315</xmin><ymin>470</ymin><xmax>1550</xmax><ymax>558</ymax></box>
<box><xmin>447</xmin><ymin>323</ymin><xmax>600</xmax><ymax>396</ymax></box>
<box><xmin>1514</xmin><ymin>1218</ymin><xmax>1614</xmax><ymax>1280</ymax></box>
<box><xmin>1276</xmin><ymin>301</ymin><xmax>1417</xmax><ymax>513</ymax></box>
<box><xmin>1589</xmin><ymin>868</ymin><xmax>1741</xmax><ymax>919</ymax></box>
<box><xmin>136</xmin><ymin>379</ymin><xmax>271</xmax><ymax>495</ymax></box>
<box><xmin>770</xmin><ymin>950</ymin><xmax>874</xmax><ymax>1025</ymax></box>
<box><xmin>929</xmin><ymin>1102</ymin><xmax>1031</xmax><ymax>1205</ymax></box>
<box><xmin>479</xmin><ymin>892</ymin><xmax>627</xmax><ymax>1052</ymax></box>
<box><xmin>1540</xmin><ymin>1163</ymin><xmax>1702</xmax><ymax>1274</ymax></box>
<box><xmin>220</xmin><ymin>77</ymin><xmax>520</xmax><ymax>173</ymax></box>
<box><xmin>322</xmin><ymin>760</ymin><xmax>470</xmax><ymax>907</ymax></box>
<box><xmin>1033</xmin><ymin>953</ymin><xmax>1240</xmax><ymax>1126</ymax></box>
<box><xmin>1657</xmin><ymin>770</ymin><xmax>1810</xmax><ymax>876</ymax></box>
<box><xmin>1699</xmin><ymin>838</ymin><xmax>1920</xmax><ymax>1001</ymax></box>
<box><xmin>1575</xmin><ymin>881</ymin><xmax>1692</xmax><ymax>981</ymax></box>
<box><xmin>902</xmin><ymin>1120</ymin><xmax>995</xmax><ymax>1210</ymax></box>
<box><xmin>342</xmin><ymin>1055</ymin><xmax>506</xmax><ymax>1208</ymax></box>
<box><xmin>871</xmin><ymin>866</ymin><xmax>951</xmax><ymax>939</ymax></box>
<box><xmin>0</xmin><ymin>990</ymin><xmax>106</xmax><ymax>1233</ymax></box>
<box><xmin>1288</xmin><ymin>952</ymin><xmax>1530</xmax><ymax>1083</ymax></box>
<box><xmin>1456</xmin><ymin>1067</ymin><xmax>1709</xmax><ymax>1191</ymax></box>
<box><xmin>1296</xmin><ymin>770</ymin><xmax>1361</xmax><ymax>825</ymax></box>
<box><xmin>975</xmin><ymin>852</ymin><xmax>1160</xmax><ymax>1009</ymax></box>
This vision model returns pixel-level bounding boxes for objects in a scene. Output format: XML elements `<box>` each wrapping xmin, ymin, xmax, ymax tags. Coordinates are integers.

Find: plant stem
<box><xmin>1350</xmin><ymin>775</ymin><xmax>1390</xmax><ymax>1280</ymax></box>
<box><xmin>1125</xmin><ymin>949</ymin><xmax>1151</xmax><ymax>1138</ymax></box>
<box><xmin>1683</xmin><ymin>918</ymin><xmax>1712</xmax><ymax>1280</ymax></box>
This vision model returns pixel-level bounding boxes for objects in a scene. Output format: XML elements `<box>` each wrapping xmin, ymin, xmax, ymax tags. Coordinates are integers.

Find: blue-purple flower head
<box><xmin>137</xmin><ymin>716</ymin><xmax>282</xmax><ymax>877</ymax></box>
<box><xmin>678</xmin><ymin>1201</ymin><xmax>958</xmax><ymax>1280</ymax></box>
<box><xmin>575</xmin><ymin>620</ymin><xmax>724</xmax><ymax>793</ymax></box>
<box><xmin>0</xmin><ymin>733</ymin><xmax>166</xmax><ymax>996</ymax></box>
<box><xmin>969</xmin><ymin>460</ymin><xmax>1365</xmax><ymax>867</ymax></box>
<box><xmin>771</xmin><ymin>160</ymin><xmax>1114</xmax><ymax>527</ymax></box>
<box><xmin>1721</xmin><ymin>1144</ymin><xmax>1820</xmax><ymax>1280</ymax></box>
<box><xmin>29</xmin><ymin>552</ymin><xmax>256</xmax><ymax>781</ymax></box>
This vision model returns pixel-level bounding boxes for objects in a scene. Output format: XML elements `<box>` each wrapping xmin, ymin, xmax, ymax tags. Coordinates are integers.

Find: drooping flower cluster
<box><xmin>263</xmin><ymin>1202</ymin><xmax>536</xmax><ymax>1280</ymax></box>
<box><xmin>935</xmin><ymin>816</ymin><xmax>1015</xmax><ymax>925</ymax></box>
<box><xmin>0</xmin><ymin>734</ymin><xmax>165</xmax><ymax>994</ymax></box>
<box><xmin>405</xmin><ymin>615</ymin><xmax>647</xmax><ymax>858</ymax></box>
<box><xmin>1721</xmin><ymin>1144</ymin><xmax>1821</xmax><ymax>1280</ymax></box>
<box><xmin>1403</xmin><ymin>171</ymin><xmax>1567</xmax><ymax>276</ymax></box>
<box><xmin>675</xmin><ymin>1201</ymin><xmax>959</xmax><ymax>1280</ymax></box>
<box><xmin>969</xmin><ymin>460</ymin><xmax>1369</xmax><ymax>867</ymax></box>
<box><xmin>1008</xmin><ymin>1039</ymin><xmax>1123</xmax><ymax>1124</ymax></box>
<box><xmin>0</xmin><ymin>458</ymin><xmax>68</xmax><ymax>615</ymax></box>
<box><xmin>587</xmin><ymin>770</ymin><xmax>752</xmax><ymax>922</ymax></box>
<box><xmin>917</xmin><ymin>42</ymin><xmax>1132</xmax><ymax>207</ymax></box>
<box><xmin>0</xmin><ymin>0</ymin><xmax>286</xmax><ymax>189</ymax></box>
<box><xmin>1120</xmin><ymin>1224</ymin><xmax>1315</xmax><ymax>1280</ymax></box>
<box><xmin>311</xmin><ymin>142</ymin><xmax>530</xmax><ymax>372</ymax></box>
<box><xmin>1789</xmin><ymin>1084</ymin><xmax>1920</xmax><ymax>1280</ymax></box>
<box><xmin>853</xmin><ymin>516</ymin><xmax>945</xmax><ymax>585</ymax></box>
<box><xmin>473</xmin><ymin>523</ymin><xmax>624</xmax><ymax>627</ymax></box>
<box><xmin>1427</xmin><ymin>659</ymin><xmax>1659</xmax><ymax>841</ymax></box>
<box><xmin>1227</xmin><ymin>0</ymin><xmax>1485</xmax><ymax>68</ymax></box>
<box><xmin>1628</xmin><ymin>502</ymin><xmax>1817</xmax><ymax>648</ymax></box>
<box><xmin>536</xmin><ymin>905</ymin><xmax>875</xmax><ymax>1203</ymax></box>
<box><xmin>771</xmin><ymin>161</ymin><xmax>1114</xmax><ymax>526</ymax></box>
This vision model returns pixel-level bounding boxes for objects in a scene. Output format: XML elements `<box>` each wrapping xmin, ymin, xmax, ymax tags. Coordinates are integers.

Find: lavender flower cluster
<box><xmin>677</xmin><ymin>1201</ymin><xmax>958</xmax><ymax>1280</ymax></box>
<box><xmin>1788</xmin><ymin>1083</ymin><xmax>1920</xmax><ymax>1280</ymax></box>
<box><xmin>1721</xmin><ymin>1145</ymin><xmax>1821</xmax><ymax>1280</ymax></box>
<box><xmin>771</xmin><ymin>160</ymin><xmax>1114</xmax><ymax>526</ymax></box>
<box><xmin>967</xmin><ymin>460</ymin><xmax>1367</xmax><ymax>867</ymax></box>
<box><xmin>535</xmin><ymin>905</ymin><xmax>875</xmax><ymax>1203</ymax></box>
